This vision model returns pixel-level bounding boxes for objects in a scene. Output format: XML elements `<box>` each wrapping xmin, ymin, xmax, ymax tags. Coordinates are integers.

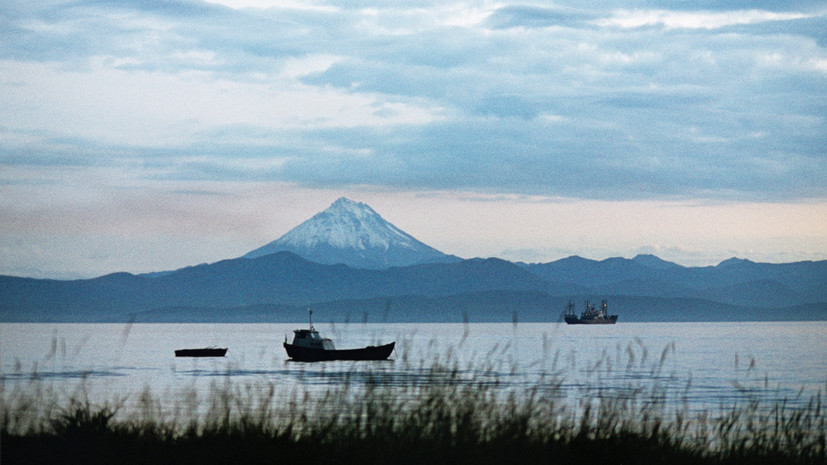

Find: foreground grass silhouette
<box><xmin>3</xmin><ymin>359</ymin><xmax>824</xmax><ymax>465</ymax></box>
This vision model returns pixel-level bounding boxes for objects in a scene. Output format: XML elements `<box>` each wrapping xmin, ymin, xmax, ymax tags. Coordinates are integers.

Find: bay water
<box><xmin>2</xmin><ymin>321</ymin><xmax>825</xmax><ymax>418</ymax></box>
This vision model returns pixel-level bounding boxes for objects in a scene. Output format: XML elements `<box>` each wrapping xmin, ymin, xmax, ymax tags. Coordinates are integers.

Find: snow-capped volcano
<box><xmin>243</xmin><ymin>197</ymin><xmax>452</xmax><ymax>269</ymax></box>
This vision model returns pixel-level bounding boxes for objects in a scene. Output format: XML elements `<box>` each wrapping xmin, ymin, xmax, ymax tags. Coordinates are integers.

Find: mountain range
<box><xmin>1</xmin><ymin>198</ymin><xmax>825</xmax><ymax>323</ymax></box>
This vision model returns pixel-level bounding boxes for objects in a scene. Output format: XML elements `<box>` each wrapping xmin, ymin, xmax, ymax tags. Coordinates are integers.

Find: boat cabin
<box><xmin>291</xmin><ymin>328</ymin><xmax>336</xmax><ymax>350</ymax></box>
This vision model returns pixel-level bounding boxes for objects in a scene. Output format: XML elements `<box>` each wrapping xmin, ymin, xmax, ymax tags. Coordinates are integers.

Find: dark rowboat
<box><xmin>175</xmin><ymin>347</ymin><xmax>228</xmax><ymax>357</ymax></box>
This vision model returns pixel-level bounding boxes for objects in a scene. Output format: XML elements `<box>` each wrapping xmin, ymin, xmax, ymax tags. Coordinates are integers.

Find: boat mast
<box><xmin>308</xmin><ymin>308</ymin><xmax>314</xmax><ymax>330</ymax></box>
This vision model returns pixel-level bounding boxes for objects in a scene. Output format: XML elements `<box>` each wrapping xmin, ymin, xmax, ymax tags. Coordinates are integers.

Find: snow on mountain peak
<box><xmin>280</xmin><ymin>197</ymin><xmax>413</xmax><ymax>251</ymax></box>
<box><xmin>243</xmin><ymin>197</ymin><xmax>448</xmax><ymax>269</ymax></box>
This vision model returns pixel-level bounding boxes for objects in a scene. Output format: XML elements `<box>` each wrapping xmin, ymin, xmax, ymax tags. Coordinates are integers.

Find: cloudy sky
<box><xmin>1</xmin><ymin>0</ymin><xmax>825</xmax><ymax>278</ymax></box>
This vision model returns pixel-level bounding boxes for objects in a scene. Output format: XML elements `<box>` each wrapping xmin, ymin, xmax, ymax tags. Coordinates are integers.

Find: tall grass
<box><xmin>2</xmin><ymin>355</ymin><xmax>824</xmax><ymax>465</ymax></box>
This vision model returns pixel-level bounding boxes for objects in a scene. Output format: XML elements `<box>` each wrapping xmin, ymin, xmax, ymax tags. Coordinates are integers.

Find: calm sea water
<box><xmin>2</xmin><ymin>322</ymin><xmax>825</xmax><ymax>415</ymax></box>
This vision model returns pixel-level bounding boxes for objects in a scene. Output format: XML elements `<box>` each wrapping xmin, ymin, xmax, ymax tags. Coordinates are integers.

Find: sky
<box><xmin>1</xmin><ymin>0</ymin><xmax>826</xmax><ymax>279</ymax></box>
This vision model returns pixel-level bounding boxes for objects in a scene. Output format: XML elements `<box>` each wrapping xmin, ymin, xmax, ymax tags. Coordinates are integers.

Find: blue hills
<box><xmin>521</xmin><ymin>254</ymin><xmax>827</xmax><ymax>308</ymax></box>
<box><xmin>1</xmin><ymin>251</ymin><xmax>825</xmax><ymax>322</ymax></box>
<box><xmin>1</xmin><ymin>198</ymin><xmax>825</xmax><ymax>322</ymax></box>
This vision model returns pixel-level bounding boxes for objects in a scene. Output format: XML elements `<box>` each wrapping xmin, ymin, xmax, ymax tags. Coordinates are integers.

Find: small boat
<box><xmin>283</xmin><ymin>310</ymin><xmax>395</xmax><ymax>362</ymax></box>
<box><xmin>564</xmin><ymin>300</ymin><xmax>618</xmax><ymax>325</ymax></box>
<box><xmin>174</xmin><ymin>347</ymin><xmax>228</xmax><ymax>357</ymax></box>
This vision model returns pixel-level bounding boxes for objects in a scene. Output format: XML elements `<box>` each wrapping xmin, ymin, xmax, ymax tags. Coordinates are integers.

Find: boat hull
<box><xmin>284</xmin><ymin>342</ymin><xmax>395</xmax><ymax>362</ymax></box>
<box><xmin>564</xmin><ymin>315</ymin><xmax>618</xmax><ymax>325</ymax></box>
<box><xmin>175</xmin><ymin>348</ymin><xmax>228</xmax><ymax>357</ymax></box>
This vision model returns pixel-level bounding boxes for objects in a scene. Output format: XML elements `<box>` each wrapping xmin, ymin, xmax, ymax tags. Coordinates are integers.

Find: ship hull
<box><xmin>284</xmin><ymin>342</ymin><xmax>395</xmax><ymax>362</ymax></box>
<box><xmin>564</xmin><ymin>315</ymin><xmax>618</xmax><ymax>325</ymax></box>
<box><xmin>175</xmin><ymin>348</ymin><xmax>228</xmax><ymax>357</ymax></box>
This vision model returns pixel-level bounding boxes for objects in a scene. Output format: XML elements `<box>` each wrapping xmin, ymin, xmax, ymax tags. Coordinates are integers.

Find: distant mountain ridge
<box><xmin>1</xmin><ymin>251</ymin><xmax>825</xmax><ymax>322</ymax></box>
<box><xmin>521</xmin><ymin>254</ymin><xmax>827</xmax><ymax>308</ymax></box>
<box><xmin>243</xmin><ymin>197</ymin><xmax>455</xmax><ymax>269</ymax></box>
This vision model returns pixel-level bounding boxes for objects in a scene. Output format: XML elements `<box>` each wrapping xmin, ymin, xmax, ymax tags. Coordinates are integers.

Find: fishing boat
<box><xmin>174</xmin><ymin>347</ymin><xmax>228</xmax><ymax>357</ymax></box>
<box><xmin>564</xmin><ymin>300</ymin><xmax>618</xmax><ymax>325</ymax></box>
<box><xmin>283</xmin><ymin>310</ymin><xmax>395</xmax><ymax>362</ymax></box>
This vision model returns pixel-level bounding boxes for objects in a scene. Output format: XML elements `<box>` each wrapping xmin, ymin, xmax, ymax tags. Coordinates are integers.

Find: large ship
<box><xmin>564</xmin><ymin>300</ymin><xmax>618</xmax><ymax>325</ymax></box>
<box><xmin>283</xmin><ymin>310</ymin><xmax>395</xmax><ymax>362</ymax></box>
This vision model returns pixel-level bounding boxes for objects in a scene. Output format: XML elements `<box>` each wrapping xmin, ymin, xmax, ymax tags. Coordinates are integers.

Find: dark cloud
<box><xmin>72</xmin><ymin>0</ymin><xmax>225</xmax><ymax>17</ymax></box>
<box><xmin>723</xmin><ymin>15</ymin><xmax>827</xmax><ymax>45</ymax></box>
<box><xmin>485</xmin><ymin>5</ymin><xmax>596</xmax><ymax>30</ymax></box>
<box><xmin>623</xmin><ymin>0</ymin><xmax>826</xmax><ymax>12</ymax></box>
<box><xmin>473</xmin><ymin>95</ymin><xmax>542</xmax><ymax>119</ymax></box>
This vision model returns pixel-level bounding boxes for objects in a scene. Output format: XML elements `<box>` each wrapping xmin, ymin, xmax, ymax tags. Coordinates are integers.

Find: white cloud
<box><xmin>204</xmin><ymin>0</ymin><xmax>338</xmax><ymax>12</ymax></box>
<box><xmin>595</xmin><ymin>9</ymin><xmax>810</xmax><ymax>30</ymax></box>
<box><xmin>0</xmin><ymin>59</ymin><xmax>443</xmax><ymax>146</ymax></box>
<box><xmin>436</xmin><ymin>3</ymin><xmax>496</xmax><ymax>28</ymax></box>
